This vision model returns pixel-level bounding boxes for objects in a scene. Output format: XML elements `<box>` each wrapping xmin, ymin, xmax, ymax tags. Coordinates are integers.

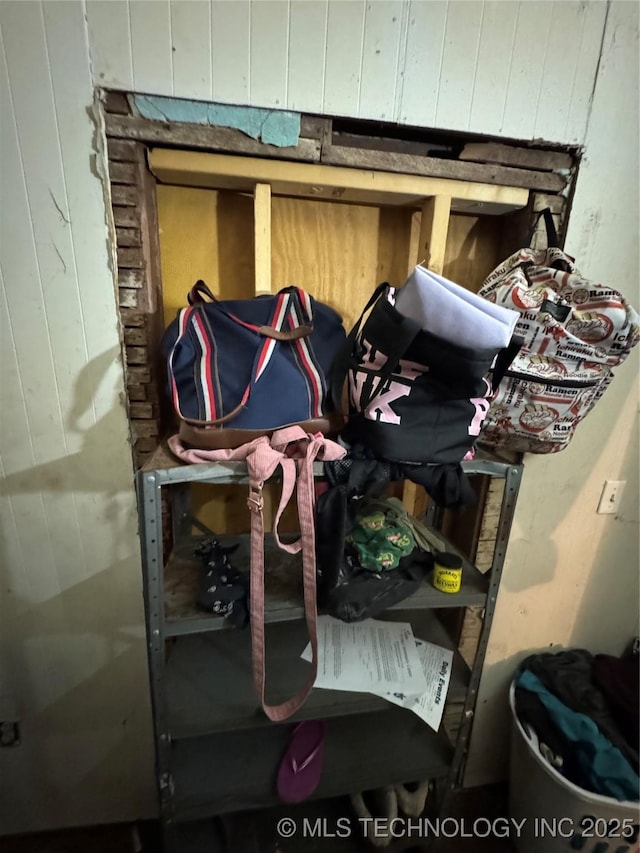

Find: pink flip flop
<box><xmin>277</xmin><ymin>719</ymin><xmax>327</xmax><ymax>803</ymax></box>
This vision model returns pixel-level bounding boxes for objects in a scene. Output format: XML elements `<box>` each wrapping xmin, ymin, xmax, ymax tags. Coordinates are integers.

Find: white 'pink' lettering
<box><xmin>351</xmin><ymin>340</ymin><xmax>424</xmax><ymax>425</ymax></box>
<box><xmin>365</xmin><ymin>381</ymin><xmax>411</xmax><ymax>424</ymax></box>
<box><xmin>468</xmin><ymin>378</ymin><xmax>492</xmax><ymax>436</ymax></box>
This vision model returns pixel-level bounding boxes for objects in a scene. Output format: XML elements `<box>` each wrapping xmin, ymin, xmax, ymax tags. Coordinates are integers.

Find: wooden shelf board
<box><xmin>163</xmin><ymin>535</ymin><xmax>488</xmax><ymax>637</ymax></box>
<box><xmin>166</xmin><ymin>610</ymin><xmax>470</xmax><ymax>737</ymax></box>
<box><xmin>148</xmin><ymin>149</ymin><xmax>529</xmax><ymax>212</ymax></box>
<box><xmin>171</xmin><ymin>706</ymin><xmax>452</xmax><ymax>820</ymax></box>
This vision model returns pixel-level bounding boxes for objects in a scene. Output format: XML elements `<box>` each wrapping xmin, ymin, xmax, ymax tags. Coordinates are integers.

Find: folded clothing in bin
<box><xmin>515</xmin><ymin>664</ymin><xmax>639</xmax><ymax>802</ymax></box>
<box><xmin>522</xmin><ymin>647</ymin><xmax>638</xmax><ymax>772</ymax></box>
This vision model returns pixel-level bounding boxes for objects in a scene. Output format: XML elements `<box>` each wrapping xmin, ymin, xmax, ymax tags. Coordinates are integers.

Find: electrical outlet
<box><xmin>597</xmin><ymin>480</ymin><xmax>626</xmax><ymax>515</ymax></box>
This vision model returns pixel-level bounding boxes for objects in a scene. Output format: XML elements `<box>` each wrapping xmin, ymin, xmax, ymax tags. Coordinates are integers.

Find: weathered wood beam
<box><xmin>105</xmin><ymin>114</ymin><xmax>321</xmax><ymax>163</ymax></box>
<box><xmin>459</xmin><ymin>142</ymin><xmax>573</xmax><ymax>173</ymax></box>
<box><xmin>323</xmin><ymin>145</ymin><xmax>566</xmax><ymax>193</ymax></box>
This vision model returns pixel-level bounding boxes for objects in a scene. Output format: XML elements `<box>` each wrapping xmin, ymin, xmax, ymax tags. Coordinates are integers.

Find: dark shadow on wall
<box><xmin>0</xmin><ymin>557</ymin><xmax>156</xmax><ymax>833</ymax></box>
<box><xmin>1</xmin><ymin>347</ymin><xmax>134</xmax><ymax>497</ymax></box>
<box><xmin>0</xmin><ymin>348</ymin><xmax>156</xmax><ymax>834</ymax></box>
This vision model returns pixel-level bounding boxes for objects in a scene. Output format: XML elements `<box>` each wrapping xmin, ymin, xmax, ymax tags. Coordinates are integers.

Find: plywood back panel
<box><xmin>444</xmin><ymin>213</ymin><xmax>504</xmax><ymax>292</ymax></box>
<box><xmin>272</xmin><ymin>197</ymin><xmax>412</xmax><ymax>329</ymax></box>
<box><xmin>157</xmin><ymin>185</ymin><xmax>254</xmax><ymax>325</ymax></box>
<box><xmin>157</xmin><ymin>186</ymin><xmax>417</xmax><ymax>334</ymax></box>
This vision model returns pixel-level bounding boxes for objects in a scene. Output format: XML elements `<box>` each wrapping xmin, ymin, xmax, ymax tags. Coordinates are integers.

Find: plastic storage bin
<box><xmin>509</xmin><ymin>683</ymin><xmax>640</xmax><ymax>853</ymax></box>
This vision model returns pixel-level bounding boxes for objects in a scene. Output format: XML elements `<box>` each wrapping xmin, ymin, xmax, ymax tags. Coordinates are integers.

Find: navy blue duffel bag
<box><xmin>162</xmin><ymin>281</ymin><xmax>347</xmax><ymax>448</ymax></box>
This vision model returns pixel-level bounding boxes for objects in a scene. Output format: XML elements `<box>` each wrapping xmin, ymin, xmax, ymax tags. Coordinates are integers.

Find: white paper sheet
<box><xmin>381</xmin><ymin>638</ymin><xmax>454</xmax><ymax>731</ymax></box>
<box><xmin>301</xmin><ymin>615</ymin><xmax>428</xmax><ymax>694</ymax></box>
<box><xmin>395</xmin><ymin>265</ymin><xmax>519</xmax><ymax>350</ymax></box>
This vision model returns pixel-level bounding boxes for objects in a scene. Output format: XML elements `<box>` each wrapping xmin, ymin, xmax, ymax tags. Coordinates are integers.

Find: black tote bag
<box><xmin>332</xmin><ymin>283</ymin><xmax>521</xmax><ymax>465</ymax></box>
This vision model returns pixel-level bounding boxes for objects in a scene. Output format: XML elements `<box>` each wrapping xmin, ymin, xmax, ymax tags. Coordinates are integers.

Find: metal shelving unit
<box><xmin>136</xmin><ymin>442</ymin><xmax>523</xmax><ymax>852</ymax></box>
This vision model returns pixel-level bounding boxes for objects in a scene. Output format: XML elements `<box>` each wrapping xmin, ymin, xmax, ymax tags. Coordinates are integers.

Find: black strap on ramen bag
<box><xmin>332</xmin><ymin>282</ymin><xmax>521</xmax><ymax>467</ymax></box>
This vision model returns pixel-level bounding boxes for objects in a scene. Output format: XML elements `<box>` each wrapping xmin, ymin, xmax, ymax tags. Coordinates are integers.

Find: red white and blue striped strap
<box><xmin>168</xmin><ymin>287</ymin><xmax>318</xmax><ymax>425</ymax></box>
<box><xmin>287</xmin><ymin>302</ymin><xmax>324</xmax><ymax>418</ymax></box>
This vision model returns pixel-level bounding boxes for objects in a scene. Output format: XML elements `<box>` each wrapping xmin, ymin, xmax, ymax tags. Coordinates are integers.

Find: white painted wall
<box><xmin>0</xmin><ymin>0</ymin><xmax>637</xmax><ymax>833</ymax></box>
<box><xmin>465</xmin><ymin>0</ymin><xmax>640</xmax><ymax>785</ymax></box>
<box><xmin>85</xmin><ymin>0</ymin><xmax>609</xmax><ymax>144</ymax></box>
<box><xmin>0</xmin><ymin>0</ymin><xmax>154</xmax><ymax>834</ymax></box>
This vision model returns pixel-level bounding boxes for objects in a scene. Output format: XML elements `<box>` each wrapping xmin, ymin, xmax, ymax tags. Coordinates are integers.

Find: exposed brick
<box><xmin>120</xmin><ymin>310</ymin><xmax>145</xmax><ymax>327</ymax></box>
<box><xmin>104</xmin><ymin>91</ymin><xmax>131</xmax><ymax>115</ymax></box>
<box><xmin>130</xmin><ymin>402</ymin><xmax>154</xmax><ymax>419</ymax></box>
<box><xmin>109</xmin><ymin>161</ymin><xmax>138</xmax><ymax>185</ymax></box>
<box><xmin>111</xmin><ymin>185</ymin><xmax>138</xmax><ymax>206</ymax></box>
<box><xmin>118</xmin><ymin>288</ymin><xmax>139</xmax><ymax>309</ymax></box>
<box><xmin>126</xmin><ymin>346</ymin><xmax>148</xmax><ymax>364</ymax></box>
<box><xmin>113</xmin><ymin>205</ymin><xmax>141</xmax><ymax>228</ymax></box>
<box><xmin>131</xmin><ymin>420</ymin><xmax>159</xmax><ymax>439</ymax></box>
<box><xmin>117</xmin><ymin>227</ymin><xmax>142</xmax><ymax>248</ymax></box>
<box><xmin>118</xmin><ymin>269</ymin><xmax>145</xmax><ymax>289</ymax></box>
<box><xmin>124</xmin><ymin>327</ymin><xmax>147</xmax><ymax>346</ymax></box>
<box><xmin>117</xmin><ymin>248</ymin><xmax>145</xmax><ymax>269</ymax></box>
<box><xmin>107</xmin><ymin>138</ymin><xmax>138</xmax><ymax>162</ymax></box>
<box><xmin>128</xmin><ymin>385</ymin><xmax>147</xmax><ymax>402</ymax></box>
<box><xmin>127</xmin><ymin>366</ymin><xmax>152</xmax><ymax>384</ymax></box>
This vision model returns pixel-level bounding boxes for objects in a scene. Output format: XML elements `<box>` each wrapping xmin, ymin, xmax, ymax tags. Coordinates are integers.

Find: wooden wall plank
<box><xmin>253</xmin><ymin>183</ymin><xmax>272</xmax><ymax>295</ymax></box>
<box><xmin>323</xmin><ymin>0</ymin><xmax>365</xmax><ymax>117</ymax></box>
<box><xmin>42</xmin><ymin>0</ymin><xmax>144</xmax><ymax>570</ymax></box>
<box><xmin>130</xmin><ymin>0</ymin><xmax>173</xmax><ymax>95</ymax></box>
<box><xmin>398</xmin><ymin>0</ymin><xmax>447</xmax><ymax>127</ymax></box>
<box><xmin>0</xmin><ymin>5</ymin><xmax>84</xmax><ymax>596</ymax></box>
<box><xmin>563</xmin><ymin>1</ymin><xmax>608</xmax><ymax>143</ymax></box>
<box><xmin>1</xmin><ymin>2</ymin><xmax>86</xmax><ymax>456</ymax></box>
<box><xmin>1</xmin><ymin>5</ymin><xmax>155</xmax><ymax>830</ymax></box>
<box><xmin>0</xmin><ymin>272</ymin><xmax>59</xmax><ymax>602</ymax></box>
<box><xmin>250</xmin><ymin>0</ymin><xmax>289</xmax><ymax>109</ymax></box>
<box><xmin>435</xmin><ymin>0</ymin><xmax>484</xmax><ymax>132</ymax></box>
<box><xmin>148</xmin><ymin>148</ymin><xmax>530</xmax><ymax>210</ymax></box>
<box><xmin>469</xmin><ymin>1</ymin><xmax>519</xmax><ymax>134</ymax></box>
<box><xmin>0</xmin><ymin>458</ymin><xmax>30</xmax><ymax>608</ymax></box>
<box><xmin>82</xmin><ymin>0</ymin><xmax>604</xmax><ymax>145</ymax></box>
<box><xmin>170</xmin><ymin>0</ymin><xmax>212</xmax><ymax>101</ymax></box>
<box><xmin>358</xmin><ymin>0</ymin><xmax>404</xmax><ymax>121</ymax></box>
<box><xmin>501</xmin><ymin>1</ymin><xmax>553</xmax><ymax>140</ymax></box>
<box><xmin>85</xmin><ymin>0</ymin><xmax>133</xmax><ymax>90</ymax></box>
<box><xmin>417</xmin><ymin>195</ymin><xmax>451</xmax><ymax>275</ymax></box>
<box><xmin>287</xmin><ymin>0</ymin><xmax>328</xmax><ymax>113</ymax></box>
<box><xmin>211</xmin><ymin>0</ymin><xmax>250</xmax><ymax>105</ymax></box>
<box><xmin>532</xmin><ymin>1</ymin><xmax>587</xmax><ymax>143</ymax></box>
<box><xmin>0</xmin><ymin>272</ymin><xmax>37</xmax><ymax>489</ymax></box>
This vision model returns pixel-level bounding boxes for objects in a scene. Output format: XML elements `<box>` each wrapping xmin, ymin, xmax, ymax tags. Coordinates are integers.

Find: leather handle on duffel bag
<box><xmin>258</xmin><ymin>324</ymin><xmax>313</xmax><ymax>341</ymax></box>
<box><xmin>169</xmin><ymin>287</ymin><xmax>316</xmax><ymax>427</ymax></box>
<box><xmin>189</xmin><ymin>281</ymin><xmax>315</xmax><ymax>340</ymax></box>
